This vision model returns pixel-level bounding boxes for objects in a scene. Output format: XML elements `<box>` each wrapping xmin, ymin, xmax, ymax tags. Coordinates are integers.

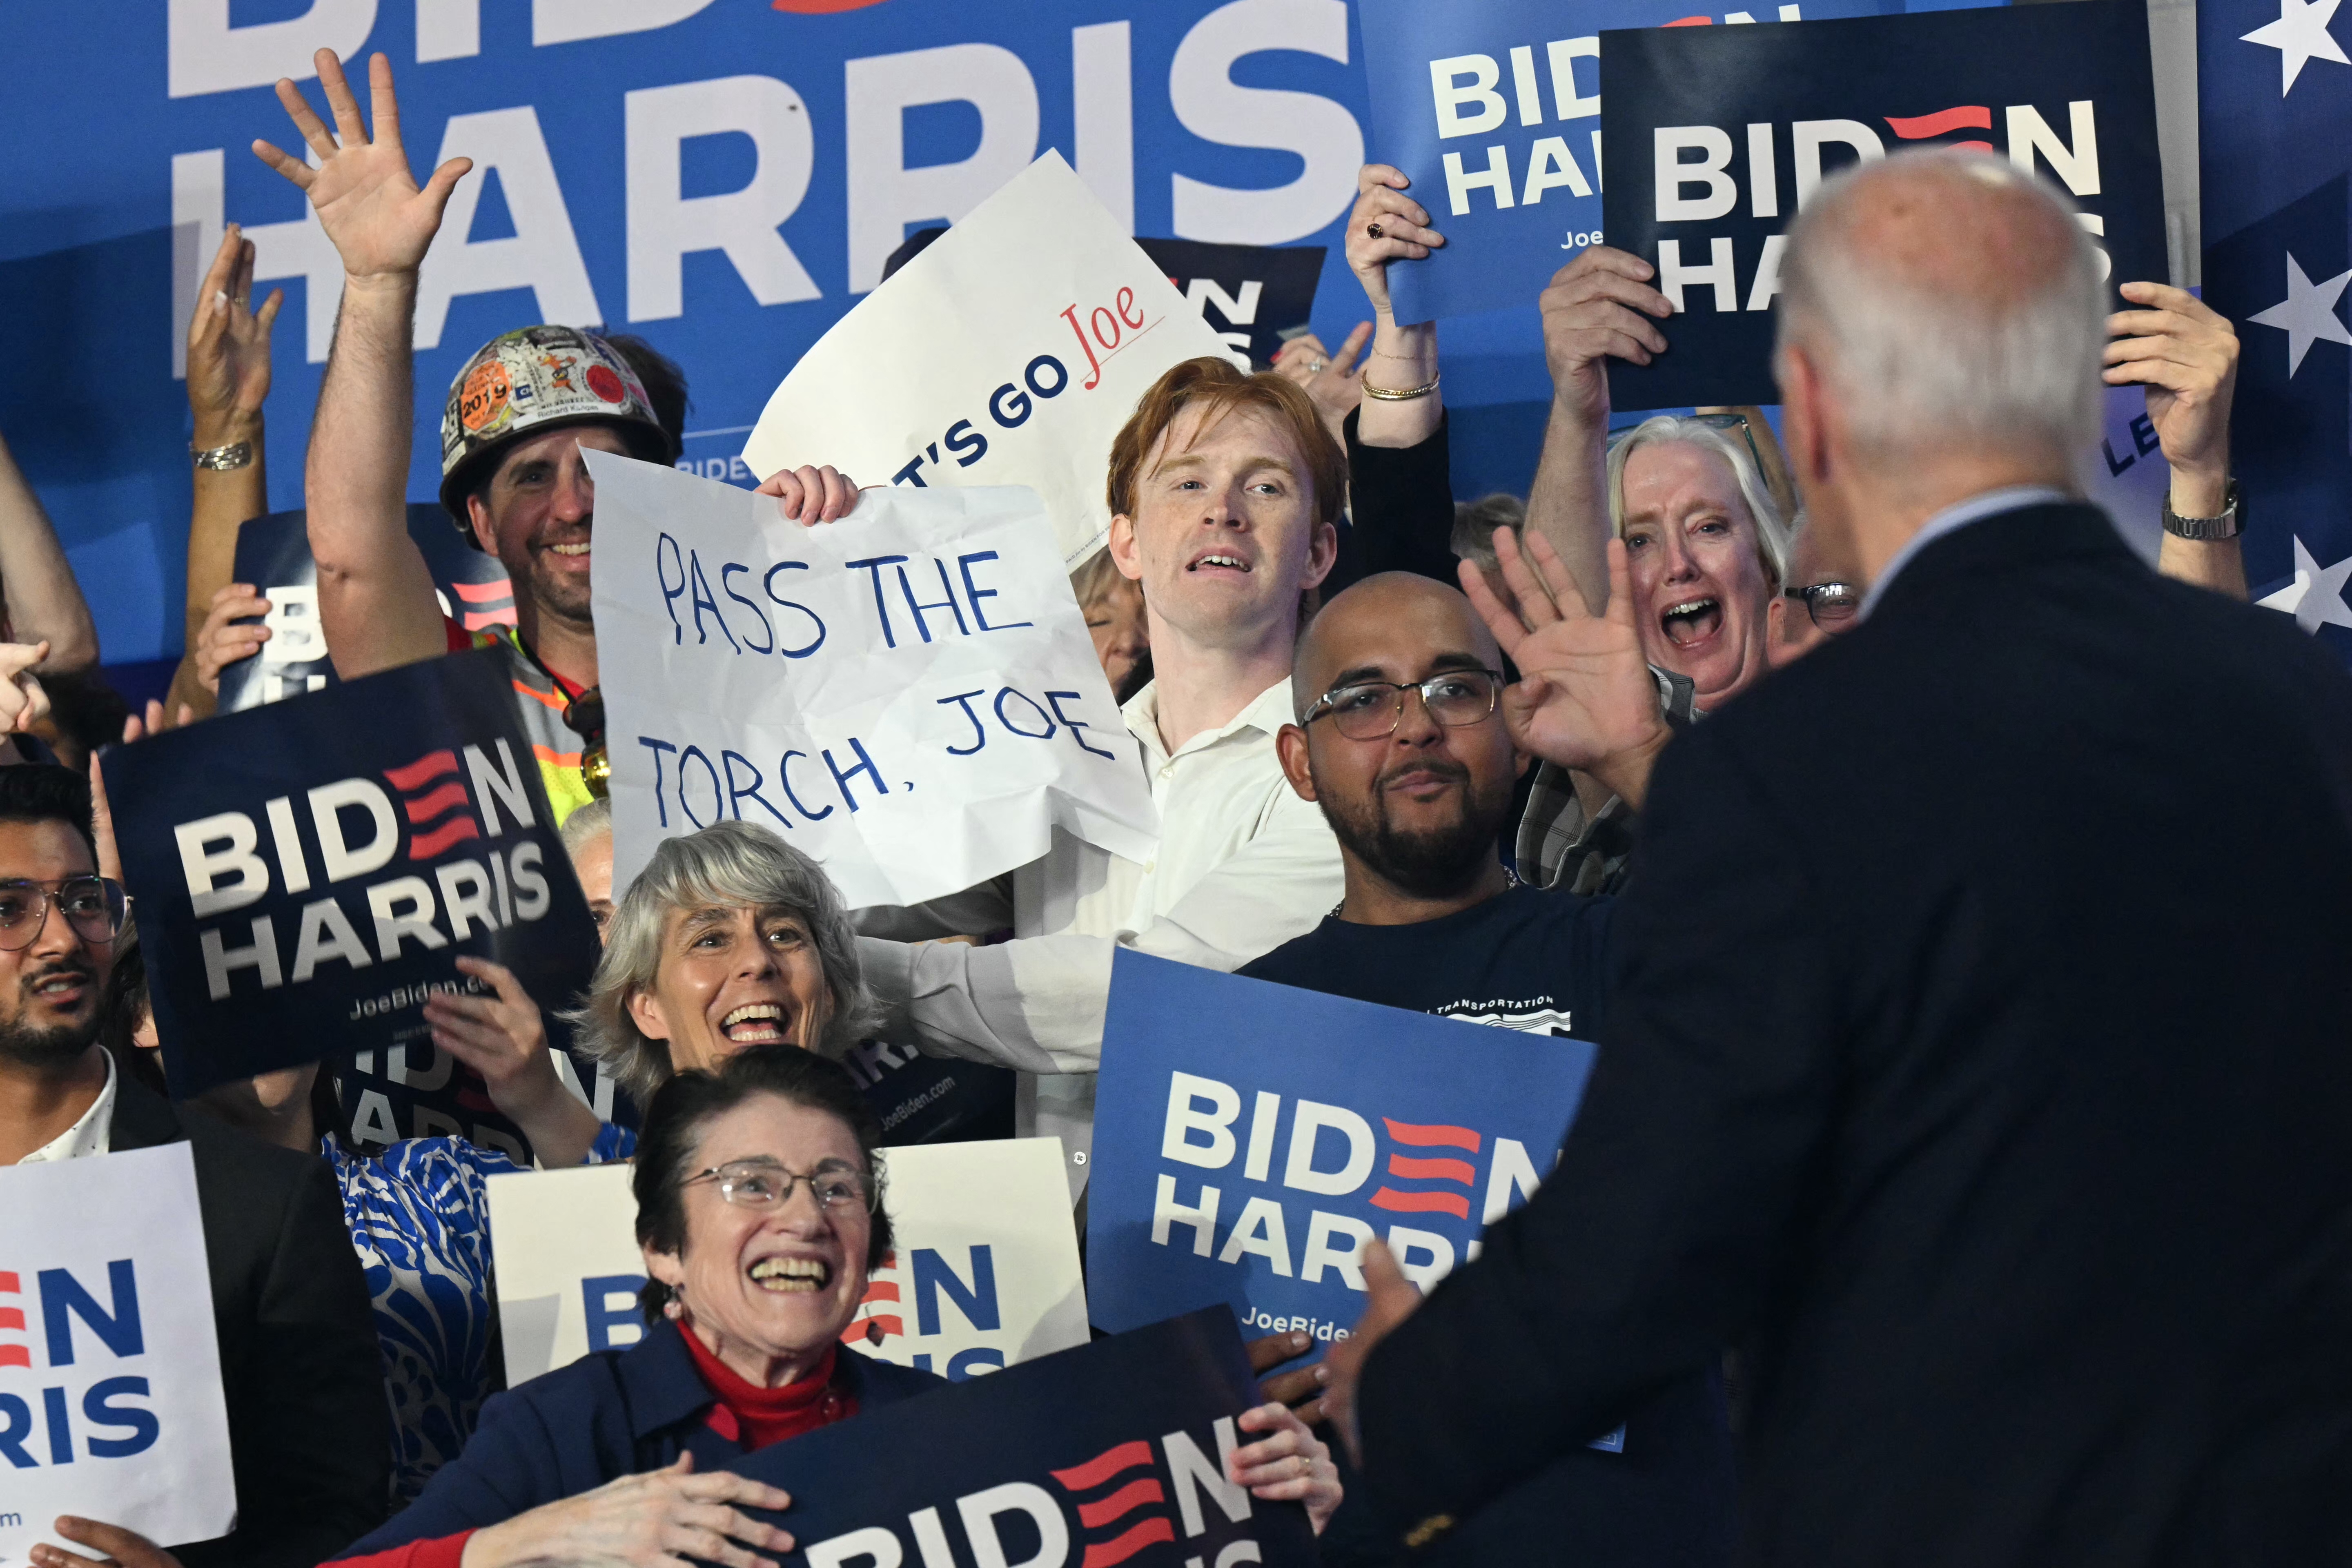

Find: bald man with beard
<box><xmin>1242</xmin><ymin>568</ymin><xmax>1734</xmax><ymax>1568</ymax></box>
<box><xmin>1326</xmin><ymin>151</ymin><xmax>2352</xmax><ymax>1566</ymax></box>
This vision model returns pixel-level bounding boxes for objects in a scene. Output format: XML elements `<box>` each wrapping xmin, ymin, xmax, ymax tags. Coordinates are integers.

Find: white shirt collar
<box><xmin>1858</xmin><ymin>486</ymin><xmax>2071</xmax><ymax>621</ymax></box>
<box><xmin>17</xmin><ymin>1048</ymin><xmax>116</xmax><ymax>1165</ymax></box>
<box><xmin>1123</xmin><ymin>677</ymin><xmax>1294</xmax><ymax>769</ymax></box>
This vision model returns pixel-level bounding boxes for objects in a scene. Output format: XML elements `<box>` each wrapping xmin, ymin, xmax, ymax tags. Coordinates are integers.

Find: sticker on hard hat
<box><xmin>460</xmin><ymin>361</ymin><xmax>514</xmax><ymax>434</ymax></box>
<box><xmin>587</xmin><ymin>364</ymin><xmax>626</xmax><ymax>404</ymax></box>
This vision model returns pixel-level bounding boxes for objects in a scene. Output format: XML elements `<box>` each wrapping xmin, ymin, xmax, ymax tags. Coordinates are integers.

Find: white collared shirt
<box><xmin>17</xmin><ymin>1048</ymin><xmax>116</xmax><ymax>1164</ymax></box>
<box><xmin>1858</xmin><ymin>486</ymin><xmax>2072</xmax><ymax>621</ymax></box>
<box><xmin>860</xmin><ymin>676</ymin><xmax>1343</xmax><ymax>1199</ymax></box>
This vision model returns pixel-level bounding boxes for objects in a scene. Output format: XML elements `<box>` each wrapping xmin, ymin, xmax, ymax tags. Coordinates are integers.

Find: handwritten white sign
<box><xmin>486</xmin><ymin>1138</ymin><xmax>1088</xmax><ymax>1385</ymax></box>
<box><xmin>588</xmin><ymin>452</ymin><xmax>1157</xmax><ymax>906</ymax></box>
<box><xmin>0</xmin><ymin>1144</ymin><xmax>236</xmax><ymax>1557</ymax></box>
<box><xmin>741</xmin><ymin>151</ymin><xmax>1236</xmax><ymax>566</ymax></box>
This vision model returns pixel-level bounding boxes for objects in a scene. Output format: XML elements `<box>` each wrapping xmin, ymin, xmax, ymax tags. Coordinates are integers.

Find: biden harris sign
<box><xmin>733</xmin><ymin>1307</ymin><xmax>1316</xmax><ymax>1568</ymax></box>
<box><xmin>104</xmin><ymin>647</ymin><xmax>600</xmax><ymax>1100</ymax></box>
<box><xmin>1352</xmin><ymin>0</ymin><xmax>1992</xmax><ymax>325</ymax></box>
<box><xmin>1086</xmin><ymin>952</ymin><xmax>1598</xmax><ymax>1351</ymax></box>
<box><xmin>0</xmin><ymin>1145</ymin><xmax>236</xmax><ymax>1559</ymax></box>
<box><xmin>1599</xmin><ymin>0</ymin><xmax>2165</xmax><ymax>408</ymax></box>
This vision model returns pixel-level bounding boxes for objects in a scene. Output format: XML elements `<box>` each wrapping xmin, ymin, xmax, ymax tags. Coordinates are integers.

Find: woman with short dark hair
<box><xmin>327</xmin><ymin>1046</ymin><xmax>1343</xmax><ymax>1565</ymax></box>
<box><xmin>325</xmin><ymin>1047</ymin><xmax>936</xmax><ymax>1567</ymax></box>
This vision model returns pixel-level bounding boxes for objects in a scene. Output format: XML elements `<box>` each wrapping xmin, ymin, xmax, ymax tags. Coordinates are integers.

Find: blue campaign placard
<box><xmin>1356</xmin><ymin>0</ymin><xmax>1998</xmax><ymax>325</ymax></box>
<box><xmin>1087</xmin><ymin>950</ymin><xmax>1598</xmax><ymax>1352</ymax></box>
<box><xmin>105</xmin><ymin>647</ymin><xmax>601</xmax><ymax>1112</ymax></box>
<box><xmin>732</xmin><ymin>1307</ymin><xmax>1318</xmax><ymax>1568</ymax></box>
<box><xmin>1599</xmin><ymin>0</ymin><xmax>2166</xmax><ymax>409</ymax></box>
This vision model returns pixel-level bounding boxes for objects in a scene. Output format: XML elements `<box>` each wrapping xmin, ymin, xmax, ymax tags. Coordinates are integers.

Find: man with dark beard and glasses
<box><xmin>0</xmin><ymin>766</ymin><xmax>388</xmax><ymax>1568</ymax></box>
<box><xmin>1240</xmin><ymin>569</ymin><xmax>1735</xmax><ymax>1568</ymax></box>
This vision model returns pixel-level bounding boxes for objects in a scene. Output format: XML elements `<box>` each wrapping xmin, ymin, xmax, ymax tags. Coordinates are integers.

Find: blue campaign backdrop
<box><xmin>2198</xmin><ymin>0</ymin><xmax>2352</xmax><ymax>657</ymax></box>
<box><xmin>0</xmin><ymin>1</ymin><xmax>1386</xmax><ymax>673</ymax></box>
<box><xmin>1087</xmin><ymin>950</ymin><xmax>1597</xmax><ymax>1352</ymax></box>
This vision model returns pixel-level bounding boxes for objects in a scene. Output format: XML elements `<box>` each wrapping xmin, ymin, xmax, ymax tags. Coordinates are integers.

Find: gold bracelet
<box><xmin>1361</xmin><ymin>374</ymin><xmax>1440</xmax><ymax>402</ymax></box>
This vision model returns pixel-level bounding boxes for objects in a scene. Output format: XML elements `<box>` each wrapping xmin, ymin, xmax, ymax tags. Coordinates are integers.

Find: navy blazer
<box><xmin>1358</xmin><ymin>504</ymin><xmax>2352</xmax><ymax>1564</ymax></box>
<box><xmin>339</xmin><ymin>1321</ymin><xmax>946</xmax><ymax>1555</ymax></box>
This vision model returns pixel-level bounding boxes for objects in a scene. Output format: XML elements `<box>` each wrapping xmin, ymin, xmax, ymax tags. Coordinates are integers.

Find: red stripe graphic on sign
<box><xmin>408</xmin><ymin>817</ymin><xmax>482</xmax><ymax>860</ymax></box>
<box><xmin>859</xmin><ymin>1281</ymin><xmax>901</xmax><ymax>1303</ymax></box>
<box><xmin>403</xmin><ymin>781</ymin><xmax>472</xmax><ymax>824</ymax></box>
<box><xmin>0</xmin><ymin>1347</ymin><xmax>27</xmax><ymax>1369</ymax></box>
<box><xmin>0</xmin><ymin>1272</ymin><xmax>19</xmax><ymax>1292</ymax></box>
<box><xmin>1382</xmin><ymin>1118</ymin><xmax>1480</xmax><ymax>1152</ymax></box>
<box><xmin>1386</xmin><ymin>1154</ymin><xmax>1477</xmax><ymax>1185</ymax></box>
<box><xmin>448</xmin><ymin>580</ymin><xmax>514</xmax><ymax>603</ymax></box>
<box><xmin>1077</xmin><ymin>1477</ymin><xmax>1165</xmax><ymax>1529</ymax></box>
<box><xmin>1884</xmin><ymin>105</ymin><xmax>1992</xmax><ymax>138</ymax></box>
<box><xmin>0</xmin><ymin>1308</ymin><xmax>22</xmax><ymax>1330</ymax></box>
<box><xmin>1052</xmin><ymin>1440</ymin><xmax>1155</xmax><ymax>1492</ymax></box>
<box><xmin>1370</xmin><ymin>1188</ymin><xmax>1473</xmax><ymax>1219</ymax></box>
<box><xmin>384</xmin><ymin>750</ymin><xmax>460</xmax><ymax>791</ymax></box>
<box><xmin>1080</xmin><ymin>1519</ymin><xmax>1175</xmax><ymax>1568</ymax></box>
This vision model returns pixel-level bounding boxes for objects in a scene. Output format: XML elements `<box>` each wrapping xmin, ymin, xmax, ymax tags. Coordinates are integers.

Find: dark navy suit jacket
<box><xmin>339</xmin><ymin>1320</ymin><xmax>945</xmax><ymax>1554</ymax></box>
<box><xmin>1359</xmin><ymin>504</ymin><xmax>2352</xmax><ymax>1564</ymax></box>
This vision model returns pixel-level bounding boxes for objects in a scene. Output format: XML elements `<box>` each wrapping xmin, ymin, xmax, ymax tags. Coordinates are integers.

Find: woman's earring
<box><xmin>664</xmin><ymin>1292</ymin><xmax>686</xmax><ymax>1321</ymax></box>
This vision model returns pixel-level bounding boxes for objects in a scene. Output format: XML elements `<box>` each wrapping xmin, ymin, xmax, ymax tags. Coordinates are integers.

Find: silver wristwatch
<box><xmin>2161</xmin><ymin>479</ymin><xmax>2242</xmax><ymax>541</ymax></box>
<box><xmin>190</xmin><ymin>439</ymin><xmax>254</xmax><ymax>472</ymax></box>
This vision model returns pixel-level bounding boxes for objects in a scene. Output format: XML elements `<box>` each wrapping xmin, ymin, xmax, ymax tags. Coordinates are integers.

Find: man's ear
<box><xmin>1774</xmin><ymin>345</ymin><xmax>1831</xmax><ymax>489</ymax></box>
<box><xmin>627</xmin><ymin>987</ymin><xmax>674</xmax><ymax>1043</ymax></box>
<box><xmin>1107</xmin><ymin>514</ymin><xmax>1144</xmax><ymax>582</ymax></box>
<box><xmin>1274</xmin><ymin>722</ymin><xmax>1318</xmax><ymax>802</ymax></box>
<box><xmin>465</xmin><ymin>491</ymin><xmax>499</xmax><ymax>555</ymax></box>
<box><xmin>1300</xmin><ymin>518</ymin><xmax>1340</xmax><ymax>592</ymax></box>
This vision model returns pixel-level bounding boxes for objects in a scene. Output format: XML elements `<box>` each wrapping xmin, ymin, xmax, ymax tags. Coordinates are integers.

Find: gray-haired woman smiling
<box><xmin>506</xmin><ymin>820</ymin><xmax>882</xmax><ymax>1168</ymax></box>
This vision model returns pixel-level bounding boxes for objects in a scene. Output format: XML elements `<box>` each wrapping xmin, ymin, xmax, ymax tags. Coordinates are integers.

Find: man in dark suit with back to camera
<box><xmin>1326</xmin><ymin>150</ymin><xmax>2352</xmax><ymax>1564</ymax></box>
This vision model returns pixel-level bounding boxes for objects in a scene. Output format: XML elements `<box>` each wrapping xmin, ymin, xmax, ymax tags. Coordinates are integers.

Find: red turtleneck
<box><xmin>680</xmin><ymin>1322</ymin><xmax>857</xmax><ymax>1446</ymax></box>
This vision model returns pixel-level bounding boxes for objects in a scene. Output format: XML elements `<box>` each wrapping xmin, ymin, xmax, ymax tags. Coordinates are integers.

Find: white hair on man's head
<box><xmin>1775</xmin><ymin>150</ymin><xmax>2108</xmax><ymax>459</ymax></box>
<box><xmin>1606</xmin><ymin>416</ymin><xmax>1792</xmax><ymax>589</ymax></box>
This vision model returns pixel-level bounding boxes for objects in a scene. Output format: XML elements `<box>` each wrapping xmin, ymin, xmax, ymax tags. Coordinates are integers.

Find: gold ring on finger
<box><xmin>1366</xmin><ymin>223</ymin><xmax>1383</xmax><ymax>239</ymax></box>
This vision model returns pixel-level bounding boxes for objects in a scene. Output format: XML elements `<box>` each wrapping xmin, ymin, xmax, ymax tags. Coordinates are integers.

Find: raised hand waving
<box><xmin>1458</xmin><ymin>528</ymin><xmax>1671</xmax><ymax>807</ymax></box>
<box><xmin>252</xmin><ymin>50</ymin><xmax>472</xmax><ymax>284</ymax></box>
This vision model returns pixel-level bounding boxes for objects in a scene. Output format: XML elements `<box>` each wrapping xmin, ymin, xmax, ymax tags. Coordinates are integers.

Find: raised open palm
<box><xmin>252</xmin><ymin>49</ymin><xmax>471</xmax><ymax>281</ymax></box>
<box><xmin>1459</xmin><ymin>529</ymin><xmax>1666</xmax><ymax>780</ymax></box>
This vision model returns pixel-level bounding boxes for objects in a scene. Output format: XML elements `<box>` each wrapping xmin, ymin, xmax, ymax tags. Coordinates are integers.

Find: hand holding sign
<box><xmin>1348</xmin><ymin>165</ymin><xmax>1446</xmax><ymax>317</ymax></box>
<box><xmin>1540</xmin><ymin>247</ymin><xmax>1672</xmax><ymax>423</ymax></box>
<box><xmin>191</xmin><ymin>585</ymin><xmax>273</xmax><ymax>695</ymax></box>
<box><xmin>754</xmin><ymin>464</ymin><xmax>862</xmax><ymax>528</ymax></box>
<box><xmin>1230</xmin><ymin>1401</ymin><xmax>1344</xmax><ymax>1532</ymax></box>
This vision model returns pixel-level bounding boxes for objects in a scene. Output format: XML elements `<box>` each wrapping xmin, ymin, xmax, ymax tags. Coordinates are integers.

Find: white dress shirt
<box><xmin>1859</xmin><ymin>486</ymin><xmax>2072</xmax><ymax>621</ymax></box>
<box><xmin>17</xmin><ymin>1047</ymin><xmax>116</xmax><ymax>1163</ymax></box>
<box><xmin>859</xmin><ymin>676</ymin><xmax>1343</xmax><ymax>1200</ymax></box>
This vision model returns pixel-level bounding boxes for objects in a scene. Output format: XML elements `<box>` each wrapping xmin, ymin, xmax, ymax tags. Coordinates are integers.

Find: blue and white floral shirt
<box><xmin>324</xmin><ymin>1124</ymin><xmax>633</xmax><ymax>1504</ymax></box>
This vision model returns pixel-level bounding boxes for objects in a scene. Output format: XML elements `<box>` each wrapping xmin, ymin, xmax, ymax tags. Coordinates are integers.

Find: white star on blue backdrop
<box><xmin>2240</xmin><ymin>0</ymin><xmax>2351</xmax><ymax>94</ymax></box>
